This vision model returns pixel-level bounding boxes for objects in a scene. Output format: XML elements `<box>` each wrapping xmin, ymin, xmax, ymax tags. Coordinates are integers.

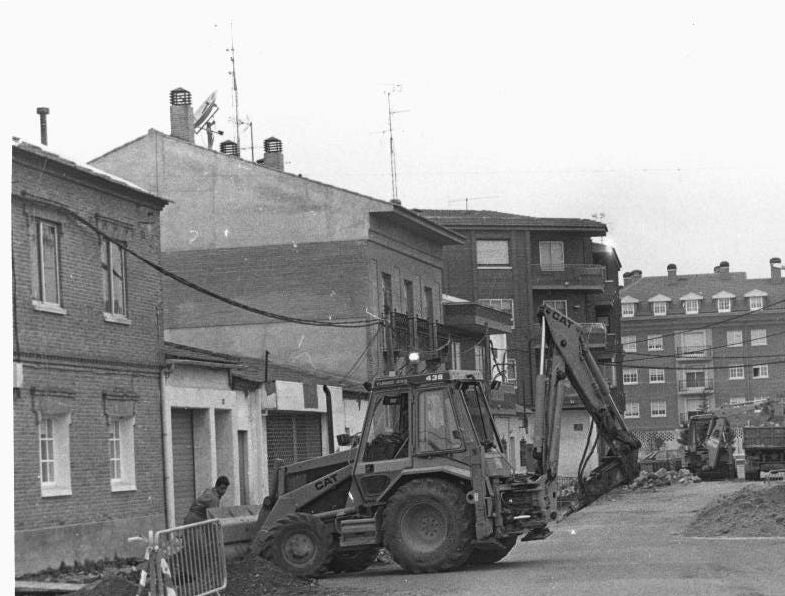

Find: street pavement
<box><xmin>321</xmin><ymin>481</ymin><xmax>785</xmax><ymax>596</ymax></box>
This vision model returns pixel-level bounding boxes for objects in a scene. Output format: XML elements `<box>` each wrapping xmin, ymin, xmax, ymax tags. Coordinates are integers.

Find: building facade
<box><xmin>619</xmin><ymin>259</ymin><xmax>785</xmax><ymax>447</ymax></box>
<box><xmin>415</xmin><ymin>210</ymin><xmax>624</xmax><ymax>476</ymax></box>
<box><xmin>12</xmin><ymin>140</ymin><xmax>168</xmax><ymax>573</ymax></box>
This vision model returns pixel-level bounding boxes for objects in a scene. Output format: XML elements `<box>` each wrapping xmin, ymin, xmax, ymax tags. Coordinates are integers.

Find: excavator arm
<box><xmin>532</xmin><ymin>305</ymin><xmax>641</xmax><ymax>510</ymax></box>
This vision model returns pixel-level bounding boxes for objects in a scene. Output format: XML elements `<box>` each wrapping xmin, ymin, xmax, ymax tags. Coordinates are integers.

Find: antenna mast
<box><xmin>228</xmin><ymin>24</ymin><xmax>241</xmax><ymax>148</ymax></box>
<box><xmin>387</xmin><ymin>90</ymin><xmax>399</xmax><ymax>204</ymax></box>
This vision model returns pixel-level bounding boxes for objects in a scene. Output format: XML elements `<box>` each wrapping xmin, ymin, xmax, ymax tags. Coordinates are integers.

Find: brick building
<box><xmin>414</xmin><ymin>210</ymin><xmax>623</xmax><ymax>476</ymax></box>
<box><xmin>619</xmin><ymin>259</ymin><xmax>785</xmax><ymax>447</ymax></box>
<box><xmin>11</xmin><ymin>139</ymin><xmax>168</xmax><ymax>573</ymax></box>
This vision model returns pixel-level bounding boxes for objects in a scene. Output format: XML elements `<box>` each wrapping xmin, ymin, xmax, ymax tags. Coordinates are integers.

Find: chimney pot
<box><xmin>169</xmin><ymin>88</ymin><xmax>195</xmax><ymax>143</ymax></box>
<box><xmin>667</xmin><ymin>264</ymin><xmax>677</xmax><ymax>280</ymax></box>
<box><xmin>262</xmin><ymin>137</ymin><xmax>284</xmax><ymax>171</ymax></box>
<box><xmin>717</xmin><ymin>261</ymin><xmax>730</xmax><ymax>276</ymax></box>
<box><xmin>771</xmin><ymin>257</ymin><xmax>782</xmax><ymax>282</ymax></box>
<box><xmin>36</xmin><ymin>106</ymin><xmax>50</xmax><ymax>145</ymax></box>
<box><xmin>220</xmin><ymin>140</ymin><xmax>240</xmax><ymax>156</ymax></box>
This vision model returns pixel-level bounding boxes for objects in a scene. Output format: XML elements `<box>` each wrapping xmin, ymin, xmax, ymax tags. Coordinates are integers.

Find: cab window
<box><xmin>362</xmin><ymin>392</ymin><xmax>409</xmax><ymax>461</ymax></box>
<box><xmin>417</xmin><ymin>388</ymin><xmax>463</xmax><ymax>453</ymax></box>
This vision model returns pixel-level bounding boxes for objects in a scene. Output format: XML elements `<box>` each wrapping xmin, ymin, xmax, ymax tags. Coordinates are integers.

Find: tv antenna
<box><xmin>385</xmin><ymin>85</ymin><xmax>407</xmax><ymax>205</ymax></box>
<box><xmin>446</xmin><ymin>196</ymin><xmax>499</xmax><ymax>210</ymax></box>
<box><xmin>227</xmin><ymin>23</ymin><xmax>241</xmax><ymax>149</ymax></box>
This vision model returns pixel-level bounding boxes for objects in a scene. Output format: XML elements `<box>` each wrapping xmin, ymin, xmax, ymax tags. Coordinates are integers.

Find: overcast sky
<box><xmin>5</xmin><ymin>1</ymin><xmax>784</xmax><ymax>279</ymax></box>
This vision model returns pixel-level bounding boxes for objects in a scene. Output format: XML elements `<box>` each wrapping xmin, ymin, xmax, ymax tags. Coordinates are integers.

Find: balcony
<box><xmin>675</xmin><ymin>345</ymin><xmax>712</xmax><ymax>359</ymax></box>
<box><xmin>678</xmin><ymin>379</ymin><xmax>714</xmax><ymax>394</ymax></box>
<box><xmin>529</xmin><ymin>263</ymin><xmax>606</xmax><ymax>291</ymax></box>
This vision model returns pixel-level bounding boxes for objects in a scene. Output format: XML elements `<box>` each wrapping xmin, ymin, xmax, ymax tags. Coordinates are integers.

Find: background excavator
<box><xmin>249</xmin><ymin>304</ymin><xmax>641</xmax><ymax>576</ymax></box>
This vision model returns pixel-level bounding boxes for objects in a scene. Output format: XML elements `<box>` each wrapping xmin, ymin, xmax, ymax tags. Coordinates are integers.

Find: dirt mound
<box><xmin>685</xmin><ymin>483</ymin><xmax>785</xmax><ymax>537</ymax></box>
<box><xmin>225</xmin><ymin>554</ymin><xmax>326</xmax><ymax>595</ymax></box>
<box><xmin>73</xmin><ymin>575</ymin><xmax>139</xmax><ymax>595</ymax></box>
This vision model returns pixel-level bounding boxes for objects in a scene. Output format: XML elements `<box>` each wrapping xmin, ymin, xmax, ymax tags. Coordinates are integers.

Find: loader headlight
<box><xmin>408</xmin><ymin>352</ymin><xmax>420</xmax><ymax>363</ymax></box>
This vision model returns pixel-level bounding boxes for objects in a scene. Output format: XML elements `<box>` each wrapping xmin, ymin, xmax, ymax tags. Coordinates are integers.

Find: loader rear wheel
<box><xmin>327</xmin><ymin>547</ymin><xmax>379</xmax><ymax>573</ymax></box>
<box><xmin>464</xmin><ymin>536</ymin><xmax>517</xmax><ymax>566</ymax></box>
<box><xmin>261</xmin><ymin>512</ymin><xmax>332</xmax><ymax>577</ymax></box>
<box><xmin>382</xmin><ymin>478</ymin><xmax>474</xmax><ymax>573</ymax></box>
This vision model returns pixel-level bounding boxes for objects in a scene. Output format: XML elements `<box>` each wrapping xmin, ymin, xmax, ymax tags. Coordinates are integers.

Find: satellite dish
<box><xmin>194</xmin><ymin>90</ymin><xmax>218</xmax><ymax>132</ymax></box>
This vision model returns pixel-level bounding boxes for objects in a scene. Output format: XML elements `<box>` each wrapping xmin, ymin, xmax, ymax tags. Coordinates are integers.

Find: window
<box><xmin>489</xmin><ymin>334</ymin><xmax>516</xmax><ymax>383</ymax></box>
<box><xmin>476</xmin><ymin>240</ymin><xmax>510</xmax><ymax>267</ymax></box>
<box><xmin>31</xmin><ymin>219</ymin><xmax>64</xmax><ymax>310</ymax></box>
<box><xmin>539</xmin><ymin>241</ymin><xmax>565</xmax><ymax>271</ymax></box>
<box><xmin>750</xmin><ymin>329</ymin><xmax>767</xmax><ymax>346</ymax></box>
<box><xmin>716</xmin><ymin>297</ymin><xmax>732</xmax><ymax>313</ymax></box>
<box><xmin>478</xmin><ymin>298</ymin><xmax>514</xmax><ymax>328</ymax></box>
<box><xmin>108</xmin><ymin>417</ymin><xmax>136</xmax><ymax>491</ymax></box>
<box><xmin>622</xmin><ymin>368</ymin><xmax>638</xmax><ymax>385</ymax></box>
<box><xmin>101</xmin><ymin>239</ymin><xmax>128</xmax><ymax>319</ymax></box>
<box><xmin>621</xmin><ymin>335</ymin><xmax>637</xmax><ymax>353</ymax></box>
<box><xmin>652</xmin><ymin>301</ymin><xmax>668</xmax><ymax>316</ymax></box>
<box><xmin>726</xmin><ymin>330</ymin><xmax>743</xmax><ymax>348</ymax></box>
<box><xmin>683</xmin><ymin>299</ymin><xmax>700</xmax><ymax>314</ymax></box>
<box><xmin>752</xmin><ymin>365</ymin><xmax>769</xmax><ymax>379</ymax></box>
<box><xmin>647</xmin><ymin>335</ymin><xmax>664</xmax><ymax>351</ymax></box>
<box><xmin>362</xmin><ymin>392</ymin><xmax>410</xmax><ymax>461</ymax></box>
<box><xmin>678</xmin><ymin>330</ymin><xmax>709</xmax><ymax>358</ymax></box>
<box><xmin>381</xmin><ymin>273</ymin><xmax>393</xmax><ymax>314</ymax></box>
<box><xmin>404</xmin><ymin>279</ymin><xmax>414</xmax><ymax>315</ymax></box>
<box><xmin>543</xmin><ymin>300</ymin><xmax>567</xmax><ymax>315</ymax></box>
<box><xmin>621</xmin><ymin>303</ymin><xmax>636</xmax><ymax>318</ymax></box>
<box><xmin>424</xmin><ymin>286</ymin><xmax>434</xmax><ymax>322</ymax></box>
<box><xmin>649</xmin><ymin>369</ymin><xmax>665</xmax><ymax>384</ymax></box>
<box><xmin>39</xmin><ymin>414</ymin><xmax>72</xmax><ymax>497</ymax></box>
<box><xmin>624</xmin><ymin>402</ymin><xmax>640</xmax><ymax>419</ymax></box>
<box><xmin>749</xmin><ymin>296</ymin><xmax>764</xmax><ymax>311</ymax></box>
<box><xmin>728</xmin><ymin>366</ymin><xmax>745</xmax><ymax>380</ymax></box>
<box><xmin>417</xmin><ymin>388</ymin><xmax>463</xmax><ymax>453</ymax></box>
<box><xmin>651</xmin><ymin>401</ymin><xmax>667</xmax><ymax>418</ymax></box>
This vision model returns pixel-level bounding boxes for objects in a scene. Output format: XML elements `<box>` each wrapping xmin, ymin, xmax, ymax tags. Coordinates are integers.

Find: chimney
<box><xmin>36</xmin><ymin>107</ymin><xmax>50</xmax><ymax>145</ymax></box>
<box><xmin>717</xmin><ymin>261</ymin><xmax>730</xmax><ymax>277</ymax></box>
<box><xmin>260</xmin><ymin>137</ymin><xmax>284</xmax><ymax>171</ymax></box>
<box><xmin>622</xmin><ymin>272</ymin><xmax>632</xmax><ymax>286</ymax></box>
<box><xmin>667</xmin><ymin>263</ymin><xmax>677</xmax><ymax>281</ymax></box>
<box><xmin>630</xmin><ymin>269</ymin><xmax>642</xmax><ymax>283</ymax></box>
<box><xmin>771</xmin><ymin>257</ymin><xmax>782</xmax><ymax>282</ymax></box>
<box><xmin>219</xmin><ymin>140</ymin><xmax>240</xmax><ymax>157</ymax></box>
<box><xmin>169</xmin><ymin>88</ymin><xmax>194</xmax><ymax>143</ymax></box>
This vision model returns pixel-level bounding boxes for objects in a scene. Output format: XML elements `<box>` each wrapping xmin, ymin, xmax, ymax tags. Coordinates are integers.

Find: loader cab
<box><xmin>351</xmin><ymin>371</ymin><xmax>507</xmax><ymax>504</ymax></box>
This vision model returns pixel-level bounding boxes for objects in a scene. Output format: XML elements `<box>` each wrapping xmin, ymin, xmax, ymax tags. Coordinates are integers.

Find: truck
<box><xmin>250</xmin><ymin>304</ymin><xmax>641</xmax><ymax>576</ymax></box>
<box><xmin>742</xmin><ymin>426</ymin><xmax>785</xmax><ymax>480</ymax></box>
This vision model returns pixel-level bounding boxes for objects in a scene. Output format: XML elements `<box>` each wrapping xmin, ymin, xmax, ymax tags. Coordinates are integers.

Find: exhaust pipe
<box><xmin>36</xmin><ymin>107</ymin><xmax>50</xmax><ymax>145</ymax></box>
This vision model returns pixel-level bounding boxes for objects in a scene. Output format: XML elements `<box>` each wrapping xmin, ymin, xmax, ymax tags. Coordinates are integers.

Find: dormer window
<box><xmin>683</xmin><ymin>300</ymin><xmax>700</xmax><ymax>314</ymax></box>
<box><xmin>712</xmin><ymin>290</ymin><xmax>735</xmax><ymax>313</ymax></box>
<box><xmin>648</xmin><ymin>294</ymin><xmax>671</xmax><ymax>317</ymax></box>
<box><xmin>621</xmin><ymin>303</ymin><xmax>635</xmax><ymax>318</ymax></box>
<box><xmin>717</xmin><ymin>298</ymin><xmax>731</xmax><ymax>312</ymax></box>
<box><xmin>744</xmin><ymin>289</ymin><xmax>768</xmax><ymax>311</ymax></box>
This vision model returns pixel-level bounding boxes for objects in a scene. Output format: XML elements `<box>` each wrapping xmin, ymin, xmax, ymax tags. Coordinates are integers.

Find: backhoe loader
<box><xmin>250</xmin><ymin>304</ymin><xmax>641</xmax><ymax>576</ymax></box>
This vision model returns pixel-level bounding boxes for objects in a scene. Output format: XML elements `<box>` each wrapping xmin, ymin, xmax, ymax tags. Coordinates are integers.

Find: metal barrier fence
<box><xmin>154</xmin><ymin>519</ymin><xmax>227</xmax><ymax>596</ymax></box>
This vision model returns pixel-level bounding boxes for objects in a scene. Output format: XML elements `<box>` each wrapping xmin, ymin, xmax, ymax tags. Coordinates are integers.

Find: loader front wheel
<box><xmin>382</xmin><ymin>478</ymin><xmax>474</xmax><ymax>573</ymax></box>
<box><xmin>464</xmin><ymin>536</ymin><xmax>517</xmax><ymax>566</ymax></box>
<box><xmin>261</xmin><ymin>512</ymin><xmax>332</xmax><ymax>577</ymax></box>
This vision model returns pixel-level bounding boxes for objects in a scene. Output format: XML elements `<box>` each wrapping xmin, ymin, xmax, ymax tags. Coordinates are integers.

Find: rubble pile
<box><xmin>628</xmin><ymin>467</ymin><xmax>701</xmax><ymax>490</ymax></box>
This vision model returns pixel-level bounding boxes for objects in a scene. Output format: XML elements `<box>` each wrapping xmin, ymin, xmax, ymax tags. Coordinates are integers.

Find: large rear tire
<box><xmin>327</xmin><ymin>547</ymin><xmax>379</xmax><ymax>573</ymax></box>
<box><xmin>464</xmin><ymin>536</ymin><xmax>517</xmax><ymax>566</ymax></box>
<box><xmin>261</xmin><ymin>512</ymin><xmax>332</xmax><ymax>577</ymax></box>
<box><xmin>382</xmin><ymin>478</ymin><xmax>474</xmax><ymax>573</ymax></box>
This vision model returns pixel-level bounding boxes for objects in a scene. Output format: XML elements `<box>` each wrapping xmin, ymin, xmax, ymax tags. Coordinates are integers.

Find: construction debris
<box><xmin>628</xmin><ymin>467</ymin><xmax>702</xmax><ymax>490</ymax></box>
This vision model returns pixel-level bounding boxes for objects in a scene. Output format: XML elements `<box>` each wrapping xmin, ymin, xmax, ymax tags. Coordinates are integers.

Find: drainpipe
<box><xmin>160</xmin><ymin>366</ymin><xmax>175</xmax><ymax>527</ymax></box>
<box><xmin>323</xmin><ymin>385</ymin><xmax>335</xmax><ymax>453</ymax></box>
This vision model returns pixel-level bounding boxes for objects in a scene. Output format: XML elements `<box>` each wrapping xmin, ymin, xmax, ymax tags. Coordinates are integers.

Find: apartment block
<box><xmin>619</xmin><ymin>259</ymin><xmax>785</xmax><ymax>438</ymax></box>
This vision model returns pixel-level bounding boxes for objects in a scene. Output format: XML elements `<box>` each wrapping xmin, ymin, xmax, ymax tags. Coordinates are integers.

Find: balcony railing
<box><xmin>675</xmin><ymin>345</ymin><xmax>712</xmax><ymax>359</ymax></box>
<box><xmin>529</xmin><ymin>263</ymin><xmax>606</xmax><ymax>289</ymax></box>
<box><xmin>383</xmin><ymin>312</ymin><xmax>450</xmax><ymax>364</ymax></box>
<box><xmin>677</xmin><ymin>379</ymin><xmax>714</xmax><ymax>394</ymax></box>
